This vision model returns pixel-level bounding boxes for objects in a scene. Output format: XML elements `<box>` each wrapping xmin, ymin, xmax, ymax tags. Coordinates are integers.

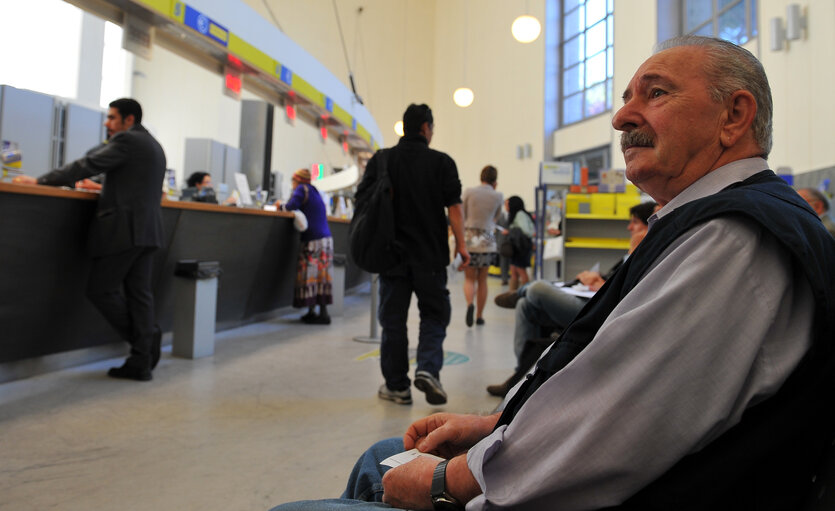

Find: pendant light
<box><xmin>512</xmin><ymin>1</ymin><xmax>541</xmax><ymax>43</ymax></box>
<box><xmin>394</xmin><ymin>2</ymin><xmax>408</xmax><ymax>136</ymax></box>
<box><xmin>454</xmin><ymin>1</ymin><xmax>474</xmax><ymax>108</ymax></box>
<box><xmin>453</xmin><ymin>87</ymin><xmax>474</xmax><ymax>107</ymax></box>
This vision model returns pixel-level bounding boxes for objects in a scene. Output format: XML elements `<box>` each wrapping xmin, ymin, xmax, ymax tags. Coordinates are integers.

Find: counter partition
<box><xmin>0</xmin><ymin>182</ymin><xmax>366</xmax><ymax>375</ymax></box>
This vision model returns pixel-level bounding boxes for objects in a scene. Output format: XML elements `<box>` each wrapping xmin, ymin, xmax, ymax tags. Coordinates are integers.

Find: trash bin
<box><xmin>330</xmin><ymin>254</ymin><xmax>346</xmax><ymax>317</ymax></box>
<box><xmin>172</xmin><ymin>260</ymin><xmax>222</xmax><ymax>359</ymax></box>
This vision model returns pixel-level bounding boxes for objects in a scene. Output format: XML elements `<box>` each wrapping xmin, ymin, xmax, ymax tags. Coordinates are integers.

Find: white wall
<box><xmin>270</xmin><ymin>107</ymin><xmax>357</xmax><ymax>195</ymax></box>
<box><xmin>241</xmin><ymin>0</ymin><xmax>545</xmax><ymax>203</ymax></box>
<box><xmin>239</xmin><ymin>0</ymin><xmax>437</xmax><ymax>150</ymax></box>
<box><xmin>131</xmin><ymin>45</ymin><xmax>242</xmax><ymax>182</ymax></box>
<box><xmin>432</xmin><ymin>0</ymin><xmax>545</xmax><ymax>204</ymax></box>
<box><xmin>759</xmin><ymin>1</ymin><xmax>835</xmax><ymax>174</ymax></box>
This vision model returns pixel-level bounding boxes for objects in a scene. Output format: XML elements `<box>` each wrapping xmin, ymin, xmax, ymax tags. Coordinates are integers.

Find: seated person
<box><xmin>797</xmin><ymin>187</ymin><xmax>835</xmax><ymax>238</ymax></box>
<box><xmin>182</xmin><ymin>171</ymin><xmax>219</xmax><ymax>203</ymax></box>
<box><xmin>487</xmin><ymin>201</ymin><xmax>655</xmax><ymax>396</ymax></box>
<box><xmin>270</xmin><ymin>36</ymin><xmax>835</xmax><ymax>510</ymax></box>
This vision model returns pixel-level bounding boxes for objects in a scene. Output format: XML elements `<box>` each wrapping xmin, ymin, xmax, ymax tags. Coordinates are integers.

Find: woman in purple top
<box><xmin>280</xmin><ymin>168</ymin><xmax>333</xmax><ymax>324</ymax></box>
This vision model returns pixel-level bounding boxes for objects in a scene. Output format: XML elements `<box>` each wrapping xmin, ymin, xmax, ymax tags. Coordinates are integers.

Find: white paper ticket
<box><xmin>380</xmin><ymin>448</ymin><xmax>444</xmax><ymax>468</ymax></box>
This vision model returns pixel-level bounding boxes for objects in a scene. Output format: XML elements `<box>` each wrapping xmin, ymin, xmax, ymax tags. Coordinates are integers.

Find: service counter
<box><xmin>0</xmin><ymin>182</ymin><xmax>367</xmax><ymax>369</ymax></box>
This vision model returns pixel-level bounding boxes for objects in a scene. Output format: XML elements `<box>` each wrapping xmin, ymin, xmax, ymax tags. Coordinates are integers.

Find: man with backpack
<box><xmin>355</xmin><ymin>103</ymin><xmax>469</xmax><ymax>405</ymax></box>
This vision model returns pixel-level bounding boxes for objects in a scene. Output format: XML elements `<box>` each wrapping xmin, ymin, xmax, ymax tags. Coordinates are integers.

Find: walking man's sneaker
<box><xmin>414</xmin><ymin>370</ymin><xmax>448</xmax><ymax>405</ymax></box>
<box><xmin>378</xmin><ymin>384</ymin><xmax>413</xmax><ymax>405</ymax></box>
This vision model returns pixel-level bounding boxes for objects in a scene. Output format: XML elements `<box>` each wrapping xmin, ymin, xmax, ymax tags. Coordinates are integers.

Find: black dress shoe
<box><xmin>308</xmin><ymin>314</ymin><xmax>331</xmax><ymax>325</ymax></box>
<box><xmin>107</xmin><ymin>364</ymin><xmax>152</xmax><ymax>382</ymax></box>
<box><xmin>151</xmin><ymin>326</ymin><xmax>162</xmax><ymax>369</ymax></box>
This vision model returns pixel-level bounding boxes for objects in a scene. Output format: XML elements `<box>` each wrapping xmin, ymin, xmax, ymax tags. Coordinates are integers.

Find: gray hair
<box><xmin>798</xmin><ymin>187</ymin><xmax>830</xmax><ymax>212</ymax></box>
<box><xmin>655</xmin><ymin>36</ymin><xmax>773</xmax><ymax>157</ymax></box>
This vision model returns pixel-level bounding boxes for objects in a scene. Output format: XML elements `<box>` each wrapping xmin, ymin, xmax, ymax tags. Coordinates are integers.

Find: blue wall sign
<box><xmin>184</xmin><ymin>6</ymin><xmax>228</xmax><ymax>47</ymax></box>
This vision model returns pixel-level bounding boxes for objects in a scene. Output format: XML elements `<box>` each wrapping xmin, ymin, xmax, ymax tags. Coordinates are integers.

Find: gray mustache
<box><xmin>620</xmin><ymin>131</ymin><xmax>654</xmax><ymax>152</ymax></box>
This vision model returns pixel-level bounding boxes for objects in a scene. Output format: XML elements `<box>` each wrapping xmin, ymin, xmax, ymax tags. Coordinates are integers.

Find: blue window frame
<box><xmin>559</xmin><ymin>0</ymin><xmax>614</xmax><ymax>127</ymax></box>
<box><xmin>683</xmin><ymin>0</ymin><xmax>757</xmax><ymax>45</ymax></box>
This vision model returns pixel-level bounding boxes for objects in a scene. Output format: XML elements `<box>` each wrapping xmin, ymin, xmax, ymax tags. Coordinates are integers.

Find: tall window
<box><xmin>560</xmin><ymin>0</ymin><xmax>614</xmax><ymax>127</ymax></box>
<box><xmin>100</xmin><ymin>22</ymin><xmax>131</xmax><ymax>109</ymax></box>
<box><xmin>0</xmin><ymin>0</ymin><xmax>82</xmax><ymax>99</ymax></box>
<box><xmin>683</xmin><ymin>0</ymin><xmax>757</xmax><ymax>45</ymax></box>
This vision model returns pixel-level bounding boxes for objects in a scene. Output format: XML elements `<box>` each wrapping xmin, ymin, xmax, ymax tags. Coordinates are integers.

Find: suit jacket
<box><xmin>38</xmin><ymin>124</ymin><xmax>167</xmax><ymax>257</ymax></box>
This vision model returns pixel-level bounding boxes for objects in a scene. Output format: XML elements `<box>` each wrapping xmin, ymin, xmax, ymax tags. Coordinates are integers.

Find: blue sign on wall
<box><xmin>184</xmin><ymin>6</ymin><xmax>228</xmax><ymax>47</ymax></box>
<box><xmin>280</xmin><ymin>66</ymin><xmax>293</xmax><ymax>86</ymax></box>
<box><xmin>325</xmin><ymin>97</ymin><xmax>334</xmax><ymax>113</ymax></box>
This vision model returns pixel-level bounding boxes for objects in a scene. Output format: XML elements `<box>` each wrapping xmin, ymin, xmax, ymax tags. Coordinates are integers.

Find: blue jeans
<box><xmin>513</xmin><ymin>280</ymin><xmax>586</xmax><ymax>362</ymax></box>
<box><xmin>269</xmin><ymin>438</ymin><xmax>404</xmax><ymax>510</ymax></box>
<box><xmin>378</xmin><ymin>266</ymin><xmax>450</xmax><ymax>390</ymax></box>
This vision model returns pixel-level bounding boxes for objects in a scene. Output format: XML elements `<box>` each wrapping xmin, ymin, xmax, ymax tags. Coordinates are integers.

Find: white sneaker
<box><xmin>378</xmin><ymin>384</ymin><xmax>412</xmax><ymax>405</ymax></box>
<box><xmin>414</xmin><ymin>370</ymin><xmax>448</xmax><ymax>405</ymax></box>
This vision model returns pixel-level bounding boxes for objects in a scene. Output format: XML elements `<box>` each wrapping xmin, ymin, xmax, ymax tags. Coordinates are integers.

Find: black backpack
<box><xmin>349</xmin><ymin>149</ymin><xmax>403</xmax><ymax>273</ymax></box>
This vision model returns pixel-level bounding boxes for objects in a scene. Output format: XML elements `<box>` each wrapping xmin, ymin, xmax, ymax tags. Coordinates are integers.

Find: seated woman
<box><xmin>279</xmin><ymin>168</ymin><xmax>334</xmax><ymax>324</ymax></box>
<box><xmin>504</xmin><ymin>196</ymin><xmax>535</xmax><ymax>291</ymax></box>
<box><xmin>183</xmin><ymin>171</ymin><xmax>218</xmax><ymax>203</ymax></box>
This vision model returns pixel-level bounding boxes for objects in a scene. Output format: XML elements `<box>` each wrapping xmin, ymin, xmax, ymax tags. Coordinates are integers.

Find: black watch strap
<box><xmin>431</xmin><ymin>459</ymin><xmax>464</xmax><ymax>510</ymax></box>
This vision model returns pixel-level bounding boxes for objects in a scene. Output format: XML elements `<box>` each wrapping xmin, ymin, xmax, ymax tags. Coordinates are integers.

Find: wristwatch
<box><xmin>431</xmin><ymin>459</ymin><xmax>465</xmax><ymax>510</ymax></box>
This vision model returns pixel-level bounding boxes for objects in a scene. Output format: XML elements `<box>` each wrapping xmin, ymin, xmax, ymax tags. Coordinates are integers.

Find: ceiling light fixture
<box><xmin>512</xmin><ymin>14</ymin><xmax>541</xmax><ymax>43</ymax></box>
<box><xmin>453</xmin><ymin>1</ymin><xmax>474</xmax><ymax>108</ymax></box>
<box><xmin>453</xmin><ymin>87</ymin><xmax>474</xmax><ymax>108</ymax></box>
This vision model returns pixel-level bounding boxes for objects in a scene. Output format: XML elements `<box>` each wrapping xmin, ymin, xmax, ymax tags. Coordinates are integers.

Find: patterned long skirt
<box><xmin>294</xmin><ymin>236</ymin><xmax>334</xmax><ymax>308</ymax></box>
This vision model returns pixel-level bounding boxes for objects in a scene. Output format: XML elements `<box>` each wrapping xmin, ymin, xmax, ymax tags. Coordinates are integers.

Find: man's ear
<box><xmin>419</xmin><ymin>121</ymin><xmax>430</xmax><ymax>137</ymax></box>
<box><xmin>720</xmin><ymin>90</ymin><xmax>757</xmax><ymax>149</ymax></box>
<box><xmin>124</xmin><ymin>114</ymin><xmax>136</xmax><ymax>128</ymax></box>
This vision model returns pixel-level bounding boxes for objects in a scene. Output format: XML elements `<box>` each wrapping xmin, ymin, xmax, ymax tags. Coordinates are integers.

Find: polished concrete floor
<box><xmin>0</xmin><ymin>275</ymin><xmax>519</xmax><ymax>510</ymax></box>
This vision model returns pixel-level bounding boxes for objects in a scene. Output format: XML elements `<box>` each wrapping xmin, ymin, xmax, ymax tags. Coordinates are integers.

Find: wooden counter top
<box><xmin>0</xmin><ymin>181</ymin><xmax>350</xmax><ymax>223</ymax></box>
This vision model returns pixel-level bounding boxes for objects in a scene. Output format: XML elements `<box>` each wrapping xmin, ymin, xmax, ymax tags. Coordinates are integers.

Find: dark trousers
<box><xmin>86</xmin><ymin>246</ymin><xmax>157</xmax><ymax>369</ymax></box>
<box><xmin>378</xmin><ymin>266</ymin><xmax>450</xmax><ymax>390</ymax></box>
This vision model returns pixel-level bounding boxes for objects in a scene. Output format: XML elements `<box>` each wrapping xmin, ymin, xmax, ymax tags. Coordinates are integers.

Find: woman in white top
<box><xmin>461</xmin><ymin>165</ymin><xmax>503</xmax><ymax>327</ymax></box>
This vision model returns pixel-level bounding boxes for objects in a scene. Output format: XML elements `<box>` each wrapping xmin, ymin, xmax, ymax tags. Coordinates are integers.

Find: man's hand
<box><xmin>381</xmin><ymin>455</ymin><xmax>436</xmax><ymax>510</ymax></box>
<box><xmin>448</xmin><ymin>203</ymin><xmax>469</xmax><ymax>270</ymax></box>
<box><xmin>577</xmin><ymin>270</ymin><xmax>605</xmax><ymax>291</ymax></box>
<box><xmin>456</xmin><ymin>244</ymin><xmax>471</xmax><ymax>270</ymax></box>
<box><xmin>75</xmin><ymin>178</ymin><xmax>102</xmax><ymax>191</ymax></box>
<box><xmin>383</xmin><ymin>454</ymin><xmax>483</xmax><ymax>509</ymax></box>
<box><xmin>404</xmin><ymin>412</ymin><xmax>500</xmax><ymax>459</ymax></box>
<box><xmin>12</xmin><ymin>175</ymin><xmax>36</xmax><ymax>185</ymax></box>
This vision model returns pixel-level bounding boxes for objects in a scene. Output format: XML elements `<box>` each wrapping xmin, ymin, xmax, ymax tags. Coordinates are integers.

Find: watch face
<box><xmin>432</xmin><ymin>498</ymin><xmax>463</xmax><ymax>511</ymax></box>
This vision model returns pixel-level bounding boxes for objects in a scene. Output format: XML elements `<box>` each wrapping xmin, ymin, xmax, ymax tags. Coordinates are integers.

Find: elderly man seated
<box><xmin>271</xmin><ymin>36</ymin><xmax>835</xmax><ymax>511</ymax></box>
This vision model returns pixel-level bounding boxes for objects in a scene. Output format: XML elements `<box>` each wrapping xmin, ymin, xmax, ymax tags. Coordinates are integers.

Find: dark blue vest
<box><xmin>497</xmin><ymin>170</ymin><xmax>835</xmax><ymax>509</ymax></box>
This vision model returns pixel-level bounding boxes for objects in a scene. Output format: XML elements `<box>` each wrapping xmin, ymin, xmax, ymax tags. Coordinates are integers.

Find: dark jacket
<box><xmin>357</xmin><ymin>135</ymin><xmax>461</xmax><ymax>271</ymax></box>
<box><xmin>38</xmin><ymin>124</ymin><xmax>167</xmax><ymax>257</ymax></box>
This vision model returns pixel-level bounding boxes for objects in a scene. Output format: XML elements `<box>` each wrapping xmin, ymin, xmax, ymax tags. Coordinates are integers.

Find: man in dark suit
<box><xmin>14</xmin><ymin>98</ymin><xmax>166</xmax><ymax>381</ymax></box>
